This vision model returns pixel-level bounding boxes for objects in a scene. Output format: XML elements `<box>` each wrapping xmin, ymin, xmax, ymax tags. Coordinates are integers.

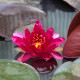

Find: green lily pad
<box><xmin>0</xmin><ymin>59</ymin><xmax>40</xmax><ymax>80</ymax></box>
<box><xmin>51</xmin><ymin>58</ymin><xmax>80</xmax><ymax>80</ymax></box>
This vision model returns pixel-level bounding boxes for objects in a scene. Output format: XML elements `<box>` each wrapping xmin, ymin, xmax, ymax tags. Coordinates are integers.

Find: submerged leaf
<box><xmin>0</xmin><ymin>4</ymin><xmax>46</xmax><ymax>38</ymax></box>
<box><xmin>14</xmin><ymin>23</ymin><xmax>35</xmax><ymax>34</ymax></box>
<box><xmin>0</xmin><ymin>0</ymin><xmax>40</xmax><ymax>6</ymax></box>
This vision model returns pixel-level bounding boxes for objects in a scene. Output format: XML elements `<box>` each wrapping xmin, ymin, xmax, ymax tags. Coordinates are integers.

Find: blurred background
<box><xmin>0</xmin><ymin>0</ymin><xmax>79</xmax><ymax>80</ymax></box>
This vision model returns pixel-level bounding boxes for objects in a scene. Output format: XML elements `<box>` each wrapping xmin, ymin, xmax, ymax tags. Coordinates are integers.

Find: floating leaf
<box><xmin>67</xmin><ymin>12</ymin><xmax>80</xmax><ymax>37</ymax></box>
<box><xmin>51</xmin><ymin>58</ymin><xmax>80</xmax><ymax>80</ymax></box>
<box><xmin>0</xmin><ymin>4</ymin><xmax>46</xmax><ymax>38</ymax></box>
<box><xmin>63</xmin><ymin>25</ymin><xmax>80</xmax><ymax>58</ymax></box>
<box><xmin>63</xmin><ymin>0</ymin><xmax>80</xmax><ymax>10</ymax></box>
<box><xmin>0</xmin><ymin>59</ymin><xmax>40</xmax><ymax>80</ymax></box>
<box><xmin>63</xmin><ymin>12</ymin><xmax>80</xmax><ymax>58</ymax></box>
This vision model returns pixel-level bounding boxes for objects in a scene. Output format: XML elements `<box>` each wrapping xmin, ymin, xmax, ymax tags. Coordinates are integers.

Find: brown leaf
<box><xmin>63</xmin><ymin>0</ymin><xmax>80</xmax><ymax>10</ymax></box>
<box><xmin>63</xmin><ymin>25</ymin><xmax>80</xmax><ymax>58</ymax></box>
<box><xmin>67</xmin><ymin>12</ymin><xmax>80</xmax><ymax>37</ymax></box>
<box><xmin>0</xmin><ymin>4</ymin><xmax>46</xmax><ymax>38</ymax></box>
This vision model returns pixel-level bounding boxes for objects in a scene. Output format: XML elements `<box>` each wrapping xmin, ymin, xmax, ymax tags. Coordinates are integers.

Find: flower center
<box><xmin>32</xmin><ymin>34</ymin><xmax>45</xmax><ymax>48</ymax></box>
<box><xmin>35</xmin><ymin>42</ymin><xmax>41</xmax><ymax>48</ymax></box>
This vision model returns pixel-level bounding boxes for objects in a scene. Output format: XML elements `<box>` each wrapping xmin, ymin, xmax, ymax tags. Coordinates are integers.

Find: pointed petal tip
<box><xmin>53</xmin><ymin>33</ymin><xmax>59</xmax><ymax>39</ymax></box>
<box><xmin>11</xmin><ymin>36</ymin><xmax>17</xmax><ymax>43</ymax></box>
<box><xmin>60</xmin><ymin>37</ymin><xmax>65</xmax><ymax>41</ymax></box>
<box><xmin>59</xmin><ymin>37</ymin><xmax>65</xmax><ymax>44</ymax></box>
<box><xmin>13</xmin><ymin>32</ymin><xmax>25</xmax><ymax>38</ymax></box>
<box><xmin>33</xmin><ymin>20</ymin><xmax>43</xmax><ymax>32</ymax></box>
<box><xmin>25</xmin><ymin>28</ymin><xmax>30</xmax><ymax>39</ymax></box>
<box><xmin>14</xmin><ymin>47</ymin><xmax>25</xmax><ymax>53</ymax></box>
<box><xmin>54</xmin><ymin>47</ymin><xmax>63</xmax><ymax>52</ymax></box>
<box><xmin>46</xmin><ymin>27</ymin><xmax>54</xmax><ymax>39</ymax></box>
<box><xmin>51</xmin><ymin>52</ymin><xmax>63</xmax><ymax>60</ymax></box>
<box><xmin>35</xmin><ymin>20</ymin><xmax>40</xmax><ymax>23</ymax></box>
<box><xmin>35</xmin><ymin>20</ymin><xmax>41</xmax><ymax>26</ymax></box>
<box><xmin>16</xmin><ymin>53</ymin><xmax>31</xmax><ymax>62</ymax></box>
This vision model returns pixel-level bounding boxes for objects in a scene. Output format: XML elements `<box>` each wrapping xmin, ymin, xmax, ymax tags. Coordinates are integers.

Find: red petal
<box><xmin>46</xmin><ymin>27</ymin><xmax>54</xmax><ymax>40</ymax></box>
<box><xmin>31</xmin><ymin>45</ymin><xmax>43</xmax><ymax>54</ymax></box>
<box><xmin>31</xmin><ymin>53</ymin><xmax>38</xmax><ymax>58</ymax></box>
<box><xmin>12</xmin><ymin>33</ymin><xmax>26</xmax><ymax>51</ymax></box>
<box><xmin>40</xmin><ymin>52</ymin><xmax>51</xmax><ymax>60</ymax></box>
<box><xmin>13</xmin><ymin>33</ymin><xmax>25</xmax><ymax>38</ymax></box>
<box><xmin>24</xmin><ymin>29</ymin><xmax>34</xmax><ymax>53</ymax></box>
<box><xmin>44</xmin><ymin>37</ymin><xmax>65</xmax><ymax>52</ymax></box>
<box><xmin>53</xmin><ymin>33</ymin><xmax>59</xmax><ymax>39</ymax></box>
<box><xmin>33</xmin><ymin>20</ymin><xmax>43</xmax><ymax>32</ymax></box>
<box><xmin>12</xmin><ymin>36</ymin><xmax>33</xmax><ymax>53</ymax></box>
<box><xmin>51</xmin><ymin>52</ymin><xmax>63</xmax><ymax>59</ymax></box>
<box><xmin>38</xmin><ymin>29</ymin><xmax>45</xmax><ymax>36</ymax></box>
<box><xmin>12</xmin><ymin>36</ymin><xmax>26</xmax><ymax>50</ymax></box>
<box><xmin>53</xmin><ymin>37</ymin><xmax>65</xmax><ymax>46</ymax></box>
<box><xmin>25</xmin><ymin>29</ymin><xmax>30</xmax><ymax>41</ymax></box>
<box><xmin>30</xmin><ymin>29</ymin><xmax>45</xmax><ymax>43</ymax></box>
<box><xmin>16</xmin><ymin>53</ymin><xmax>31</xmax><ymax>62</ymax></box>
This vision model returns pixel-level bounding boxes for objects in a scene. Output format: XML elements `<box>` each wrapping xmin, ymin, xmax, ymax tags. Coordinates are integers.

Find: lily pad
<box><xmin>51</xmin><ymin>58</ymin><xmax>80</xmax><ymax>80</ymax></box>
<box><xmin>63</xmin><ymin>12</ymin><xmax>80</xmax><ymax>58</ymax></box>
<box><xmin>0</xmin><ymin>59</ymin><xmax>40</xmax><ymax>80</ymax></box>
<box><xmin>67</xmin><ymin>12</ymin><xmax>80</xmax><ymax>37</ymax></box>
<box><xmin>63</xmin><ymin>25</ymin><xmax>80</xmax><ymax>58</ymax></box>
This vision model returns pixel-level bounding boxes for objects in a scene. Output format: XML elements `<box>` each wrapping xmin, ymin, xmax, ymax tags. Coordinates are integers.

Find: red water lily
<box><xmin>12</xmin><ymin>20</ymin><xmax>65</xmax><ymax>62</ymax></box>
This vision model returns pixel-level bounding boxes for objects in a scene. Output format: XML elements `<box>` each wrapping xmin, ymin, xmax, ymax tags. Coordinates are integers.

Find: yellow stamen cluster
<box><xmin>32</xmin><ymin>34</ymin><xmax>45</xmax><ymax>48</ymax></box>
<box><xmin>35</xmin><ymin>42</ymin><xmax>41</xmax><ymax>48</ymax></box>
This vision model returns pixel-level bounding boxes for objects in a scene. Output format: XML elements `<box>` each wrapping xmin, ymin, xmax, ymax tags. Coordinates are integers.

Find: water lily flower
<box><xmin>12</xmin><ymin>20</ymin><xmax>65</xmax><ymax>62</ymax></box>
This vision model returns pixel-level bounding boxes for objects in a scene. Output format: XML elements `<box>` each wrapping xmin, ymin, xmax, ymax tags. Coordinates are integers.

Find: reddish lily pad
<box><xmin>63</xmin><ymin>25</ymin><xmax>80</xmax><ymax>58</ymax></box>
<box><xmin>63</xmin><ymin>12</ymin><xmax>80</xmax><ymax>58</ymax></box>
<box><xmin>67</xmin><ymin>12</ymin><xmax>80</xmax><ymax>37</ymax></box>
<box><xmin>26</xmin><ymin>57</ymin><xmax>57</xmax><ymax>73</ymax></box>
